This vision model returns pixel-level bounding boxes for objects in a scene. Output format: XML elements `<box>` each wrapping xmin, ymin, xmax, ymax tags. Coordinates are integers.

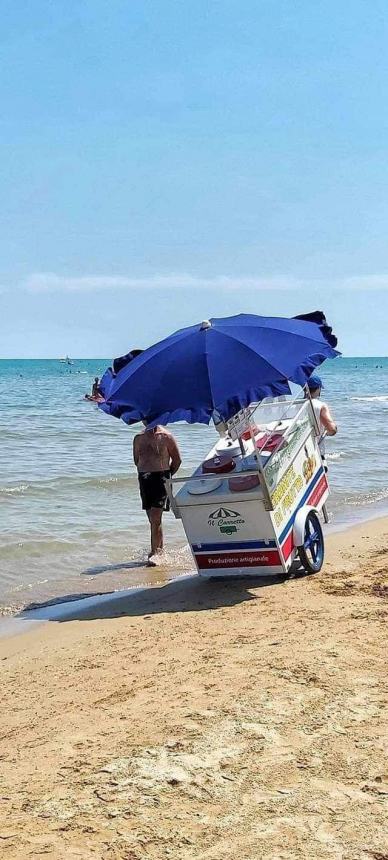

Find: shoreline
<box><xmin>0</xmin><ymin>574</ymin><xmax>195</xmax><ymax>640</ymax></box>
<box><xmin>1</xmin><ymin>513</ymin><xmax>386</xmax><ymax>858</ymax></box>
<box><xmin>2</xmin><ymin>503</ymin><xmax>388</xmax><ymax>639</ymax></box>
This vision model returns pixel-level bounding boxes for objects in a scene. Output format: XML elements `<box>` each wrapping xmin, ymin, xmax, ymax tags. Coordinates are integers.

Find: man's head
<box><xmin>94</xmin><ymin>377</ymin><xmax>99</xmax><ymax>383</ymax></box>
<box><xmin>306</xmin><ymin>374</ymin><xmax>323</xmax><ymax>398</ymax></box>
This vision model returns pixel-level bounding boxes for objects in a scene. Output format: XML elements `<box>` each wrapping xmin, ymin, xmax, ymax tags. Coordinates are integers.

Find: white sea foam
<box><xmin>0</xmin><ymin>484</ymin><xmax>29</xmax><ymax>495</ymax></box>
<box><xmin>326</xmin><ymin>451</ymin><xmax>346</xmax><ymax>461</ymax></box>
<box><xmin>341</xmin><ymin>487</ymin><xmax>388</xmax><ymax>507</ymax></box>
<box><xmin>351</xmin><ymin>395</ymin><xmax>388</xmax><ymax>402</ymax></box>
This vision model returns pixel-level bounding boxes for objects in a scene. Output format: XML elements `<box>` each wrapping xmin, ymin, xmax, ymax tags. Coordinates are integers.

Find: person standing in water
<box><xmin>133</xmin><ymin>423</ymin><xmax>182</xmax><ymax>566</ymax></box>
<box><xmin>91</xmin><ymin>377</ymin><xmax>100</xmax><ymax>398</ymax></box>
<box><xmin>306</xmin><ymin>375</ymin><xmax>337</xmax><ymax>469</ymax></box>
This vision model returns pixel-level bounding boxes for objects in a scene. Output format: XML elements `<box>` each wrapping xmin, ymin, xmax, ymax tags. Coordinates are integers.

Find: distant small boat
<box><xmin>59</xmin><ymin>355</ymin><xmax>74</xmax><ymax>365</ymax></box>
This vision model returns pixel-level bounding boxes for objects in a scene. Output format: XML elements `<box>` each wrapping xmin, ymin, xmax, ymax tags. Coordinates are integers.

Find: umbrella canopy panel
<box><xmin>100</xmin><ymin>312</ymin><xmax>339</xmax><ymax>427</ymax></box>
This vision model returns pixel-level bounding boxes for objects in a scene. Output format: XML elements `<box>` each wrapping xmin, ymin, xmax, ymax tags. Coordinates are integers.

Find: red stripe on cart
<box><xmin>195</xmin><ymin>550</ymin><xmax>281</xmax><ymax>569</ymax></box>
<box><xmin>280</xmin><ymin>473</ymin><xmax>329</xmax><ymax>561</ymax></box>
<box><xmin>281</xmin><ymin>532</ymin><xmax>294</xmax><ymax>561</ymax></box>
<box><xmin>308</xmin><ymin>473</ymin><xmax>328</xmax><ymax>508</ymax></box>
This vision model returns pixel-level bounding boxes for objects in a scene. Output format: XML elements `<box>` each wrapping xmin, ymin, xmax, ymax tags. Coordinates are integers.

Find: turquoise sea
<box><xmin>0</xmin><ymin>356</ymin><xmax>388</xmax><ymax>614</ymax></box>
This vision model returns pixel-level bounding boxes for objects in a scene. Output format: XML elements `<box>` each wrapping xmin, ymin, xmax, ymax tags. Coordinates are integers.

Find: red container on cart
<box><xmin>202</xmin><ymin>453</ymin><xmax>236</xmax><ymax>474</ymax></box>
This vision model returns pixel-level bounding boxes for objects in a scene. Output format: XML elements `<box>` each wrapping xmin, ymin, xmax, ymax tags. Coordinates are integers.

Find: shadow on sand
<box><xmin>20</xmin><ymin>572</ymin><xmax>292</xmax><ymax>623</ymax></box>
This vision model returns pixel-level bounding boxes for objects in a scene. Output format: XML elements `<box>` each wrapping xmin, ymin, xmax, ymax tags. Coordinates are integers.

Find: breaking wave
<box><xmin>0</xmin><ymin>473</ymin><xmax>137</xmax><ymax>498</ymax></box>
<box><xmin>0</xmin><ymin>484</ymin><xmax>30</xmax><ymax>495</ymax></box>
<box><xmin>336</xmin><ymin>487</ymin><xmax>388</xmax><ymax>508</ymax></box>
<box><xmin>351</xmin><ymin>395</ymin><xmax>388</xmax><ymax>402</ymax></box>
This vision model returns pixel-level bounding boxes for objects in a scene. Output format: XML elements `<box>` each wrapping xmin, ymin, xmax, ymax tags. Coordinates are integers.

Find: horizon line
<box><xmin>0</xmin><ymin>355</ymin><xmax>386</xmax><ymax>361</ymax></box>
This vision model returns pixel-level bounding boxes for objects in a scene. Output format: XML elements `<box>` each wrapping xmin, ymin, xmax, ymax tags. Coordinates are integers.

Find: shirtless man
<box><xmin>133</xmin><ymin>424</ymin><xmax>181</xmax><ymax>565</ymax></box>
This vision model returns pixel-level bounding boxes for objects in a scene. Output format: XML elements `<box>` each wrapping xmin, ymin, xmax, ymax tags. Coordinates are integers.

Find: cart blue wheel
<box><xmin>298</xmin><ymin>511</ymin><xmax>324</xmax><ymax>574</ymax></box>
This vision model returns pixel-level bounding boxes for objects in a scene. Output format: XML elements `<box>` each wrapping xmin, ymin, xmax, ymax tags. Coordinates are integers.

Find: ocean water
<box><xmin>0</xmin><ymin>356</ymin><xmax>388</xmax><ymax>614</ymax></box>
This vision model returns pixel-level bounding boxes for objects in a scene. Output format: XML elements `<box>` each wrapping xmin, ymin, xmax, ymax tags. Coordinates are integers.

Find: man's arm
<box><xmin>320</xmin><ymin>405</ymin><xmax>337</xmax><ymax>436</ymax></box>
<box><xmin>133</xmin><ymin>435</ymin><xmax>140</xmax><ymax>467</ymax></box>
<box><xmin>167</xmin><ymin>434</ymin><xmax>182</xmax><ymax>475</ymax></box>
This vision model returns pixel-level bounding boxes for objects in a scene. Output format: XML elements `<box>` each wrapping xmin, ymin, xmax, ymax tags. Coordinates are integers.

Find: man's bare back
<box><xmin>133</xmin><ymin>426</ymin><xmax>181</xmax><ymax>474</ymax></box>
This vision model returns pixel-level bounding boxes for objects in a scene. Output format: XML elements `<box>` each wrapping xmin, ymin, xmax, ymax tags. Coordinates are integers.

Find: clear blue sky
<box><xmin>1</xmin><ymin>0</ymin><xmax>388</xmax><ymax>357</ymax></box>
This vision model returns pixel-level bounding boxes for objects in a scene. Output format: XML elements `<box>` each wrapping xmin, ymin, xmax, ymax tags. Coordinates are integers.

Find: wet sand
<box><xmin>0</xmin><ymin>519</ymin><xmax>387</xmax><ymax>859</ymax></box>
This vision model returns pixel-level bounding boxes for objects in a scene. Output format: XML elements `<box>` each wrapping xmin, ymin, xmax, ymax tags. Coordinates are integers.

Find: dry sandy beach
<box><xmin>0</xmin><ymin>518</ymin><xmax>387</xmax><ymax>860</ymax></box>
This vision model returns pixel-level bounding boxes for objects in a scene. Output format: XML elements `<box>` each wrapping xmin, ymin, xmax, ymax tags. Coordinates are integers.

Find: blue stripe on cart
<box><xmin>278</xmin><ymin>466</ymin><xmax>325</xmax><ymax>545</ymax></box>
<box><xmin>192</xmin><ymin>539</ymin><xmax>277</xmax><ymax>552</ymax></box>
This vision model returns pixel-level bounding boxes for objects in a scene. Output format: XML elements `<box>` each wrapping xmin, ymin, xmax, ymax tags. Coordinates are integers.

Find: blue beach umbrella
<box><xmin>99</xmin><ymin>312</ymin><xmax>339</xmax><ymax>427</ymax></box>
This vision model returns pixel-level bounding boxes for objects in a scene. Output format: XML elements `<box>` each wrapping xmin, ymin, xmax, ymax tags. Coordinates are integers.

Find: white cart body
<box><xmin>170</xmin><ymin>396</ymin><xmax>329</xmax><ymax>577</ymax></box>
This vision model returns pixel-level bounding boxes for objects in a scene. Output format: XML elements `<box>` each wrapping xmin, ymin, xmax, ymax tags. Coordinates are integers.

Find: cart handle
<box><xmin>170</xmin><ymin>468</ymin><xmax>263</xmax><ymax>484</ymax></box>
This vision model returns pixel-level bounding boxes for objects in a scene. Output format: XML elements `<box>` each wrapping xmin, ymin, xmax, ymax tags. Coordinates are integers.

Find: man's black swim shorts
<box><xmin>138</xmin><ymin>470</ymin><xmax>171</xmax><ymax>511</ymax></box>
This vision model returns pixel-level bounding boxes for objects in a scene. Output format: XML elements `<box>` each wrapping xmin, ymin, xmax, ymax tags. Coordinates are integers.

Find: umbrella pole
<box><xmin>306</xmin><ymin>384</ymin><xmax>320</xmax><ymax>436</ymax></box>
<box><xmin>247</xmin><ymin>422</ymin><xmax>273</xmax><ymax>511</ymax></box>
<box><xmin>306</xmin><ymin>384</ymin><xmax>330</xmax><ymax>524</ymax></box>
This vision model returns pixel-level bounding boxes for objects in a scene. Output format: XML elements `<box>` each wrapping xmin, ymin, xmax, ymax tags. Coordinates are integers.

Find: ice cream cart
<box><xmin>169</xmin><ymin>394</ymin><xmax>329</xmax><ymax>577</ymax></box>
<box><xmin>99</xmin><ymin>311</ymin><xmax>339</xmax><ymax>572</ymax></box>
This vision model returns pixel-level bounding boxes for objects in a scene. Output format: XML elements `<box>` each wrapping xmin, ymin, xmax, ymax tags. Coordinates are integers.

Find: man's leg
<box><xmin>148</xmin><ymin>508</ymin><xmax>164</xmax><ymax>555</ymax></box>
